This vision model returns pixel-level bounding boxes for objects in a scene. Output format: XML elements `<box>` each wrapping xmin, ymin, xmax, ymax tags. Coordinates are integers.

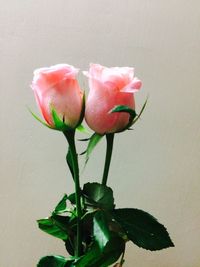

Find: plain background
<box><xmin>0</xmin><ymin>1</ymin><xmax>200</xmax><ymax>266</ymax></box>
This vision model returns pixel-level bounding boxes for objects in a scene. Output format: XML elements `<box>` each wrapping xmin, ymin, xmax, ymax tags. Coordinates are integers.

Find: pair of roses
<box><xmin>31</xmin><ymin>63</ymin><xmax>142</xmax><ymax>134</ymax></box>
<box><xmin>31</xmin><ymin>63</ymin><xmax>174</xmax><ymax>267</ymax></box>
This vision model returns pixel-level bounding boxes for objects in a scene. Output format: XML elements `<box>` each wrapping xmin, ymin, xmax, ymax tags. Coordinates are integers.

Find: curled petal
<box><xmin>120</xmin><ymin>78</ymin><xmax>142</xmax><ymax>93</ymax></box>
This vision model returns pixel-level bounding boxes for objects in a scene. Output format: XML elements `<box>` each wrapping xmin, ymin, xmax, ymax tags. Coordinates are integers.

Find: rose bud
<box><xmin>84</xmin><ymin>63</ymin><xmax>142</xmax><ymax>134</ymax></box>
<box><xmin>31</xmin><ymin>64</ymin><xmax>84</xmax><ymax>130</ymax></box>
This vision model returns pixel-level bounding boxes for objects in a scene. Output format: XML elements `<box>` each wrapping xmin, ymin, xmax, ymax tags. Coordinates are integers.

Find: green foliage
<box><xmin>68</xmin><ymin>193</ymin><xmax>76</xmax><ymax>205</ymax></box>
<box><xmin>37</xmin><ymin>255</ymin><xmax>73</xmax><ymax>267</ymax></box>
<box><xmin>85</xmin><ymin>133</ymin><xmax>103</xmax><ymax>163</ymax></box>
<box><xmin>74</xmin><ymin>236</ymin><xmax>125</xmax><ymax>267</ymax></box>
<box><xmin>32</xmin><ymin>89</ymin><xmax>175</xmax><ymax>266</ymax></box>
<box><xmin>93</xmin><ymin>210</ymin><xmax>111</xmax><ymax>251</ymax></box>
<box><xmin>54</xmin><ymin>194</ymin><xmax>68</xmax><ymax>214</ymax></box>
<box><xmin>83</xmin><ymin>182</ymin><xmax>115</xmax><ymax>210</ymax></box>
<box><xmin>37</xmin><ymin>193</ymin><xmax>78</xmax><ymax>255</ymax></box>
<box><xmin>36</xmin><ymin>185</ymin><xmax>174</xmax><ymax>266</ymax></box>
<box><xmin>37</xmin><ymin>215</ymin><xmax>70</xmax><ymax>241</ymax></box>
<box><xmin>113</xmin><ymin>208</ymin><xmax>174</xmax><ymax>251</ymax></box>
<box><xmin>65</xmin><ymin>239</ymin><xmax>75</xmax><ymax>256</ymax></box>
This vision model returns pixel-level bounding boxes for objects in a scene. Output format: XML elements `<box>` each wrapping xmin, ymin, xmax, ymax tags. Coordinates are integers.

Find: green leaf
<box><xmin>113</xmin><ymin>208</ymin><xmax>174</xmax><ymax>251</ymax></box>
<box><xmin>81</xmin><ymin>211</ymin><xmax>95</xmax><ymax>245</ymax></box>
<box><xmin>83</xmin><ymin>182</ymin><xmax>115</xmax><ymax>210</ymax></box>
<box><xmin>54</xmin><ymin>194</ymin><xmax>68</xmax><ymax>214</ymax></box>
<box><xmin>93</xmin><ymin>210</ymin><xmax>111</xmax><ymax>250</ymax></box>
<box><xmin>68</xmin><ymin>193</ymin><xmax>76</xmax><ymax>205</ymax></box>
<box><xmin>37</xmin><ymin>255</ymin><xmax>73</xmax><ymax>267</ymax></box>
<box><xmin>37</xmin><ymin>215</ymin><xmax>69</xmax><ymax>240</ymax></box>
<box><xmin>85</xmin><ymin>133</ymin><xmax>103</xmax><ymax>164</ymax></box>
<box><xmin>66</xmin><ymin>148</ymin><xmax>74</xmax><ymax>180</ymax></box>
<box><xmin>74</xmin><ymin>237</ymin><xmax>125</xmax><ymax>267</ymax></box>
<box><xmin>74</xmin><ymin>244</ymin><xmax>99</xmax><ymax>267</ymax></box>
<box><xmin>65</xmin><ymin>239</ymin><xmax>75</xmax><ymax>256</ymax></box>
<box><xmin>52</xmin><ymin>214</ymin><xmax>73</xmax><ymax>230</ymax></box>
<box><xmin>103</xmin><ymin>236</ymin><xmax>125</xmax><ymax>265</ymax></box>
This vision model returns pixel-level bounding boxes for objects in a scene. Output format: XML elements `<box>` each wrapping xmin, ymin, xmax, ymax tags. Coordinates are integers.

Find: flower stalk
<box><xmin>63</xmin><ymin>130</ymin><xmax>82</xmax><ymax>257</ymax></box>
<box><xmin>102</xmin><ymin>133</ymin><xmax>114</xmax><ymax>185</ymax></box>
<box><xmin>119</xmin><ymin>245</ymin><xmax>126</xmax><ymax>266</ymax></box>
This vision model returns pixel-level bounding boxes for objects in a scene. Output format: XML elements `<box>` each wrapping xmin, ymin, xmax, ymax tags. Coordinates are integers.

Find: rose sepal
<box><xmin>110</xmin><ymin>98</ymin><xmax>148</xmax><ymax>132</ymax></box>
<box><xmin>130</xmin><ymin>98</ymin><xmax>148</xmax><ymax>127</ymax></box>
<box><xmin>29</xmin><ymin>106</ymin><xmax>86</xmax><ymax>132</ymax></box>
<box><xmin>50</xmin><ymin>92</ymin><xmax>87</xmax><ymax>132</ymax></box>
<box><xmin>51</xmin><ymin>107</ymin><xmax>73</xmax><ymax>131</ymax></box>
<box><xmin>28</xmin><ymin>107</ymin><xmax>53</xmax><ymax>129</ymax></box>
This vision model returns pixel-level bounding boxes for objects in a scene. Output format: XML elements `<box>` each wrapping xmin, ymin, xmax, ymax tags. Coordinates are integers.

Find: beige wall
<box><xmin>0</xmin><ymin>1</ymin><xmax>200</xmax><ymax>266</ymax></box>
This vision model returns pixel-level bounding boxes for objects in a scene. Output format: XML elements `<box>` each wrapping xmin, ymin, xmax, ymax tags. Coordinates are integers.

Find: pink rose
<box><xmin>31</xmin><ymin>64</ymin><xmax>83</xmax><ymax>129</ymax></box>
<box><xmin>84</xmin><ymin>64</ymin><xmax>142</xmax><ymax>134</ymax></box>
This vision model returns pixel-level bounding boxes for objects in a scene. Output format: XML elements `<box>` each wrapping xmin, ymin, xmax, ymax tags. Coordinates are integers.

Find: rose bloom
<box><xmin>31</xmin><ymin>64</ymin><xmax>83</xmax><ymax>129</ymax></box>
<box><xmin>84</xmin><ymin>64</ymin><xmax>142</xmax><ymax>134</ymax></box>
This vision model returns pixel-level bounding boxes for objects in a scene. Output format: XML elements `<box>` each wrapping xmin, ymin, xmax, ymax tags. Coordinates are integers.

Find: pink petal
<box><xmin>120</xmin><ymin>78</ymin><xmax>142</xmax><ymax>93</ymax></box>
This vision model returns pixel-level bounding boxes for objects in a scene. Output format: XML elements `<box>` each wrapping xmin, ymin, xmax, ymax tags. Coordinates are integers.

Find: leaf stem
<box><xmin>102</xmin><ymin>133</ymin><xmax>114</xmax><ymax>185</ymax></box>
<box><xmin>63</xmin><ymin>130</ymin><xmax>82</xmax><ymax>257</ymax></box>
<box><xmin>119</xmin><ymin>244</ymin><xmax>126</xmax><ymax>265</ymax></box>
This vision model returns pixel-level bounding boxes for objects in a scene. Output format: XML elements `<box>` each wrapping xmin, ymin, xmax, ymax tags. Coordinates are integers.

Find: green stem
<box><xmin>63</xmin><ymin>130</ymin><xmax>82</xmax><ymax>257</ymax></box>
<box><xmin>120</xmin><ymin>244</ymin><xmax>126</xmax><ymax>265</ymax></box>
<box><xmin>102</xmin><ymin>133</ymin><xmax>114</xmax><ymax>185</ymax></box>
